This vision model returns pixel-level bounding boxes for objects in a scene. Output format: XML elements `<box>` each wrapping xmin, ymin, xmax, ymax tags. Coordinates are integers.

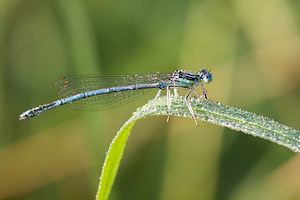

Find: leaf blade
<box><xmin>96</xmin><ymin>120</ymin><xmax>136</xmax><ymax>200</ymax></box>
<box><xmin>96</xmin><ymin>95</ymin><xmax>300</xmax><ymax>200</ymax></box>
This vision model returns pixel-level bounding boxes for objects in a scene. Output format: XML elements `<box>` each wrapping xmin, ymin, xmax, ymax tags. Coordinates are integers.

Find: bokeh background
<box><xmin>1</xmin><ymin>0</ymin><xmax>300</xmax><ymax>199</ymax></box>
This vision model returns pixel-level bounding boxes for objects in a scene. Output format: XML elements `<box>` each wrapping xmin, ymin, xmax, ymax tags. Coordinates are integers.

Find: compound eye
<box><xmin>204</xmin><ymin>73</ymin><xmax>212</xmax><ymax>83</ymax></box>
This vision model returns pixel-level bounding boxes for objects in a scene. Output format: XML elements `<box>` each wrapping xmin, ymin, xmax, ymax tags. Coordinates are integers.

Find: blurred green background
<box><xmin>1</xmin><ymin>0</ymin><xmax>300</xmax><ymax>199</ymax></box>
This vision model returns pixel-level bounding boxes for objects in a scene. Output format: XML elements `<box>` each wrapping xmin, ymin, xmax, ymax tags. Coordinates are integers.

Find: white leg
<box><xmin>174</xmin><ymin>88</ymin><xmax>179</xmax><ymax>99</ymax></box>
<box><xmin>185</xmin><ymin>85</ymin><xmax>199</xmax><ymax>126</ymax></box>
<box><xmin>150</xmin><ymin>89</ymin><xmax>162</xmax><ymax>110</ymax></box>
<box><xmin>154</xmin><ymin>89</ymin><xmax>162</xmax><ymax>101</ymax></box>
<box><xmin>166</xmin><ymin>86</ymin><xmax>171</xmax><ymax>123</ymax></box>
<box><xmin>198</xmin><ymin>82</ymin><xmax>218</xmax><ymax>108</ymax></box>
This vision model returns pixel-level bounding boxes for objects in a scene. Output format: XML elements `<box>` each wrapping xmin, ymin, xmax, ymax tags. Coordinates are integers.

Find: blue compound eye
<box><xmin>204</xmin><ymin>73</ymin><xmax>212</xmax><ymax>83</ymax></box>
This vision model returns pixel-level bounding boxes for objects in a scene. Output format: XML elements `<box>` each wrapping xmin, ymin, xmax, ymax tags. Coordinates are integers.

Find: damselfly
<box><xmin>19</xmin><ymin>69</ymin><xmax>214</xmax><ymax>125</ymax></box>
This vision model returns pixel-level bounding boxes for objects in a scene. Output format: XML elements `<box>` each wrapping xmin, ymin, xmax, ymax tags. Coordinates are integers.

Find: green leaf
<box><xmin>96</xmin><ymin>120</ymin><xmax>136</xmax><ymax>200</ymax></box>
<box><xmin>96</xmin><ymin>96</ymin><xmax>300</xmax><ymax>200</ymax></box>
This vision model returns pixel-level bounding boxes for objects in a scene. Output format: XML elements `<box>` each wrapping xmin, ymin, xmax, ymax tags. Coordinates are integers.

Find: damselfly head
<box><xmin>197</xmin><ymin>69</ymin><xmax>213</xmax><ymax>83</ymax></box>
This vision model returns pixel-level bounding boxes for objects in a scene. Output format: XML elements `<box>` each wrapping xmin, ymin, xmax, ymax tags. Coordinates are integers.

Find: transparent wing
<box><xmin>53</xmin><ymin>73</ymin><xmax>172</xmax><ymax>111</ymax></box>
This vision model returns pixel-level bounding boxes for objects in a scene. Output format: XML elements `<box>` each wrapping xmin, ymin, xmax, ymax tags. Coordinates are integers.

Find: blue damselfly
<box><xmin>19</xmin><ymin>69</ymin><xmax>214</xmax><ymax>125</ymax></box>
